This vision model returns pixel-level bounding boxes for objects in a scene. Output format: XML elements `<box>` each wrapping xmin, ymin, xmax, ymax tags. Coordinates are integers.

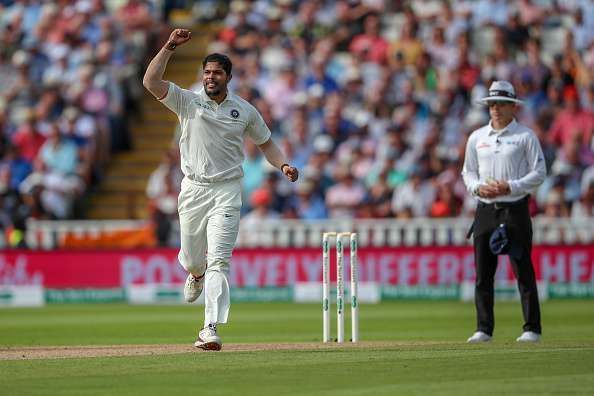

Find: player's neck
<box><xmin>207</xmin><ymin>91</ymin><xmax>228</xmax><ymax>104</ymax></box>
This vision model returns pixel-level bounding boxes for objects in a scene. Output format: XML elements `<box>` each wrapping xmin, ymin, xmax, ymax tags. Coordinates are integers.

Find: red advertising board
<box><xmin>1</xmin><ymin>246</ymin><xmax>593</xmax><ymax>288</ymax></box>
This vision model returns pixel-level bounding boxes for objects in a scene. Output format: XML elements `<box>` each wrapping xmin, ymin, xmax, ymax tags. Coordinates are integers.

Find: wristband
<box><xmin>165</xmin><ymin>41</ymin><xmax>176</xmax><ymax>51</ymax></box>
<box><xmin>280</xmin><ymin>163</ymin><xmax>290</xmax><ymax>173</ymax></box>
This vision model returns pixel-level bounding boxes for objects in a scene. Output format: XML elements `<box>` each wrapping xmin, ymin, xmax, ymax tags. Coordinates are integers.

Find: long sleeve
<box><xmin>461</xmin><ymin>133</ymin><xmax>480</xmax><ymax>196</ymax></box>
<box><xmin>507</xmin><ymin>133</ymin><xmax>547</xmax><ymax>195</ymax></box>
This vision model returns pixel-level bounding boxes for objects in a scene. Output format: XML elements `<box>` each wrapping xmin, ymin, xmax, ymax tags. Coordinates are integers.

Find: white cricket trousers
<box><xmin>177</xmin><ymin>177</ymin><xmax>241</xmax><ymax>327</ymax></box>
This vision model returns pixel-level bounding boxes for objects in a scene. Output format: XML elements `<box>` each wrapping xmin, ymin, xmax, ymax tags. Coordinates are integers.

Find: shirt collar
<box><xmin>197</xmin><ymin>87</ymin><xmax>237</xmax><ymax>106</ymax></box>
<box><xmin>488</xmin><ymin>118</ymin><xmax>517</xmax><ymax>136</ymax></box>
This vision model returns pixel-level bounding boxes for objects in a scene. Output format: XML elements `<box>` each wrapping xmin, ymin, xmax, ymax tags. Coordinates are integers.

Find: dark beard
<box><xmin>204</xmin><ymin>82</ymin><xmax>223</xmax><ymax>98</ymax></box>
<box><xmin>205</xmin><ymin>87</ymin><xmax>221</xmax><ymax>97</ymax></box>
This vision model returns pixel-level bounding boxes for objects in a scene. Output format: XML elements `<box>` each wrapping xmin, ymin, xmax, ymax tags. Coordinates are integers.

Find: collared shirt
<box><xmin>160</xmin><ymin>82</ymin><xmax>271</xmax><ymax>183</ymax></box>
<box><xmin>462</xmin><ymin>119</ymin><xmax>546</xmax><ymax>203</ymax></box>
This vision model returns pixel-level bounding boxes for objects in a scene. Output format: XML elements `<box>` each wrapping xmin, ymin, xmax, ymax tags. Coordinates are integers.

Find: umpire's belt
<box><xmin>477</xmin><ymin>195</ymin><xmax>529</xmax><ymax>210</ymax></box>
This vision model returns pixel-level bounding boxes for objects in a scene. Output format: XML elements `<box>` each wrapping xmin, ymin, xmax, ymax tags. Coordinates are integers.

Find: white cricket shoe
<box><xmin>183</xmin><ymin>273</ymin><xmax>205</xmax><ymax>303</ymax></box>
<box><xmin>516</xmin><ymin>331</ymin><xmax>541</xmax><ymax>342</ymax></box>
<box><xmin>467</xmin><ymin>331</ymin><xmax>492</xmax><ymax>343</ymax></box>
<box><xmin>194</xmin><ymin>324</ymin><xmax>222</xmax><ymax>351</ymax></box>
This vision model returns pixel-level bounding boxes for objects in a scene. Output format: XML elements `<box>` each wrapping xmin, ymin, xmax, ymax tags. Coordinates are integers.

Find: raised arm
<box><xmin>143</xmin><ymin>29</ymin><xmax>192</xmax><ymax>99</ymax></box>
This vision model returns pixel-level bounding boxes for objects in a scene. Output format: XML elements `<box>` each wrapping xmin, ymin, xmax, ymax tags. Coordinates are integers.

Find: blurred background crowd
<box><xmin>2</xmin><ymin>0</ymin><xmax>594</xmax><ymax>246</ymax></box>
<box><xmin>151</xmin><ymin>0</ymin><xmax>594</xmax><ymax>224</ymax></box>
<box><xmin>0</xmin><ymin>0</ymin><xmax>170</xmax><ymax>235</ymax></box>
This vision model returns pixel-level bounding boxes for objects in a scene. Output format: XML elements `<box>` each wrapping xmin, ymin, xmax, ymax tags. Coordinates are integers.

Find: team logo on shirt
<box><xmin>230</xmin><ymin>109</ymin><xmax>240</xmax><ymax>119</ymax></box>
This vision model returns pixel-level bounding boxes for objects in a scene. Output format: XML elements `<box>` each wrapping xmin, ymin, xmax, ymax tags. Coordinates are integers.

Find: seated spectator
<box><xmin>25</xmin><ymin>124</ymin><xmax>85</xmax><ymax>219</ymax></box>
<box><xmin>4</xmin><ymin>51</ymin><xmax>38</xmax><ymax>121</ymax></box>
<box><xmin>571</xmin><ymin>181</ymin><xmax>594</xmax><ymax>219</ymax></box>
<box><xmin>146</xmin><ymin>150</ymin><xmax>182</xmax><ymax>246</ymax></box>
<box><xmin>303</xmin><ymin>55</ymin><xmax>339</xmax><ymax>94</ymax></box>
<box><xmin>242</xmin><ymin>188</ymin><xmax>280</xmax><ymax>226</ymax></box>
<box><xmin>0</xmin><ymin>145</ymin><xmax>31</xmax><ymax>191</ymax></box>
<box><xmin>391</xmin><ymin>168</ymin><xmax>435</xmax><ymax>218</ymax></box>
<box><xmin>349</xmin><ymin>13</ymin><xmax>388</xmax><ymax>65</ymax></box>
<box><xmin>11</xmin><ymin>109</ymin><xmax>46</xmax><ymax>162</ymax></box>
<box><xmin>39</xmin><ymin>125</ymin><xmax>80</xmax><ymax>177</ymax></box>
<box><xmin>548</xmin><ymin>85</ymin><xmax>594</xmax><ymax>148</ymax></box>
<box><xmin>388</xmin><ymin>19</ymin><xmax>423</xmax><ymax>67</ymax></box>
<box><xmin>116</xmin><ymin>0</ymin><xmax>155</xmax><ymax>39</ymax></box>
<box><xmin>430</xmin><ymin>183</ymin><xmax>462</xmax><ymax>218</ymax></box>
<box><xmin>263</xmin><ymin>64</ymin><xmax>301</xmax><ymax>121</ymax></box>
<box><xmin>540</xmin><ymin>190</ymin><xmax>570</xmax><ymax>218</ymax></box>
<box><xmin>242</xmin><ymin>139</ymin><xmax>266</xmax><ymax>212</ymax></box>
<box><xmin>291</xmin><ymin>179</ymin><xmax>327</xmax><ymax>220</ymax></box>
<box><xmin>325</xmin><ymin>165</ymin><xmax>366</xmax><ymax>218</ymax></box>
<box><xmin>260</xmin><ymin>165</ymin><xmax>291</xmax><ymax>214</ymax></box>
<box><xmin>362</xmin><ymin>170</ymin><xmax>392</xmax><ymax>218</ymax></box>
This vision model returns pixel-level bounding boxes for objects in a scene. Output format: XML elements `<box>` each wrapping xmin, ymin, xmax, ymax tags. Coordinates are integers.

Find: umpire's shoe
<box><xmin>467</xmin><ymin>331</ymin><xmax>492</xmax><ymax>343</ymax></box>
<box><xmin>516</xmin><ymin>331</ymin><xmax>541</xmax><ymax>342</ymax></box>
<box><xmin>183</xmin><ymin>272</ymin><xmax>205</xmax><ymax>302</ymax></box>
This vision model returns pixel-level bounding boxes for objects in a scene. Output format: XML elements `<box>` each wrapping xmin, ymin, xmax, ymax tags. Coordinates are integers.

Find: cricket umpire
<box><xmin>462</xmin><ymin>81</ymin><xmax>546</xmax><ymax>343</ymax></box>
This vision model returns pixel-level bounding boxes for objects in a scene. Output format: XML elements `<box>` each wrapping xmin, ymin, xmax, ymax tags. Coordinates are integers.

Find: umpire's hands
<box><xmin>478</xmin><ymin>179</ymin><xmax>511</xmax><ymax>198</ymax></box>
<box><xmin>282</xmin><ymin>165</ymin><xmax>299</xmax><ymax>182</ymax></box>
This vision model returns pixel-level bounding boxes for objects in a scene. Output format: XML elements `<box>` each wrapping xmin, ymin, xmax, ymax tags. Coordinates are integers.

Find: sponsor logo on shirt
<box><xmin>477</xmin><ymin>142</ymin><xmax>491</xmax><ymax>149</ymax></box>
<box><xmin>193</xmin><ymin>100</ymin><xmax>215</xmax><ymax>112</ymax></box>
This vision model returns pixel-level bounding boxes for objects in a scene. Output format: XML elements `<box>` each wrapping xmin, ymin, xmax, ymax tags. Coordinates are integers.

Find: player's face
<box><xmin>202</xmin><ymin>62</ymin><xmax>231</xmax><ymax>97</ymax></box>
<box><xmin>488</xmin><ymin>101</ymin><xmax>516</xmax><ymax>127</ymax></box>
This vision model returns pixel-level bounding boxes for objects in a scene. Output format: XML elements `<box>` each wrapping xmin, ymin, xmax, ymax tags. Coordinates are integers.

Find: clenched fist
<box><xmin>165</xmin><ymin>29</ymin><xmax>191</xmax><ymax>50</ymax></box>
<box><xmin>282</xmin><ymin>165</ymin><xmax>299</xmax><ymax>182</ymax></box>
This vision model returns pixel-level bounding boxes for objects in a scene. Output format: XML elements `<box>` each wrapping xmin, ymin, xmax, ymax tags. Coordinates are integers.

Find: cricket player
<box><xmin>143</xmin><ymin>29</ymin><xmax>299</xmax><ymax>350</ymax></box>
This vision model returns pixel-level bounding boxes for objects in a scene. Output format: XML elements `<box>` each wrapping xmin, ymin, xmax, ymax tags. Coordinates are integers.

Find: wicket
<box><xmin>322</xmin><ymin>232</ymin><xmax>359</xmax><ymax>343</ymax></box>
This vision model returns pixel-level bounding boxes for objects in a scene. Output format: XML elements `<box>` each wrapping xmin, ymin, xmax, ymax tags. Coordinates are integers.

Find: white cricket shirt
<box><xmin>461</xmin><ymin>119</ymin><xmax>546</xmax><ymax>203</ymax></box>
<box><xmin>159</xmin><ymin>82</ymin><xmax>271</xmax><ymax>183</ymax></box>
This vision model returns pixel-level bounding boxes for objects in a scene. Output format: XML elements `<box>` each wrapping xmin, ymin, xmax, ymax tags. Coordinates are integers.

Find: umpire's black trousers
<box><xmin>472</xmin><ymin>197</ymin><xmax>542</xmax><ymax>336</ymax></box>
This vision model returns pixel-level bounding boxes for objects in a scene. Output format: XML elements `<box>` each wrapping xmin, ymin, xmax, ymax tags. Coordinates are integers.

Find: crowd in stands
<box><xmin>148</xmin><ymin>0</ymin><xmax>594</xmax><ymax>228</ymax></box>
<box><xmin>2</xmin><ymin>0</ymin><xmax>594</xmax><ymax>248</ymax></box>
<box><xmin>0</xmin><ymin>0</ymin><xmax>170</xmax><ymax>245</ymax></box>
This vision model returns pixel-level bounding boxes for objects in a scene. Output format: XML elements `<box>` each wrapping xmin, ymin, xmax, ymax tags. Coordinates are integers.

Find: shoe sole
<box><xmin>184</xmin><ymin>293</ymin><xmax>202</xmax><ymax>303</ymax></box>
<box><xmin>184</xmin><ymin>286</ymin><xmax>204</xmax><ymax>303</ymax></box>
<box><xmin>194</xmin><ymin>341</ymin><xmax>222</xmax><ymax>351</ymax></box>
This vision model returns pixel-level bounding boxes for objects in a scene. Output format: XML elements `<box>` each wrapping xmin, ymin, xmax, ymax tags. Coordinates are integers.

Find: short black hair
<box><xmin>202</xmin><ymin>53</ymin><xmax>232</xmax><ymax>76</ymax></box>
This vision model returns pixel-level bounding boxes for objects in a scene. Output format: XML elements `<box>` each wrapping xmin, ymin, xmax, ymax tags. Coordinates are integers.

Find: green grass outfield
<box><xmin>1</xmin><ymin>300</ymin><xmax>593</xmax><ymax>395</ymax></box>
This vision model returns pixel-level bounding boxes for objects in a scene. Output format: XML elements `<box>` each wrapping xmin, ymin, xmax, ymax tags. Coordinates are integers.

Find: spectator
<box><xmin>387</xmin><ymin>19</ymin><xmax>423</xmax><ymax>67</ymax></box>
<box><xmin>147</xmin><ymin>150</ymin><xmax>182</xmax><ymax>246</ymax></box>
<box><xmin>325</xmin><ymin>164</ymin><xmax>366</xmax><ymax>218</ymax></box>
<box><xmin>391</xmin><ymin>169</ymin><xmax>436</xmax><ymax>218</ymax></box>
<box><xmin>11</xmin><ymin>109</ymin><xmax>46</xmax><ymax>163</ymax></box>
<box><xmin>0</xmin><ymin>144</ymin><xmax>31</xmax><ymax>191</ymax></box>
<box><xmin>571</xmin><ymin>181</ymin><xmax>594</xmax><ymax>218</ymax></box>
<box><xmin>242</xmin><ymin>187</ymin><xmax>280</xmax><ymax>226</ymax></box>
<box><xmin>291</xmin><ymin>179</ymin><xmax>327</xmax><ymax>220</ymax></box>
<box><xmin>349</xmin><ymin>13</ymin><xmax>388</xmax><ymax>64</ymax></box>
<box><xmin>242</xmin><ymin>139</ymin><xmax>265</xmax><ymax>211</ymax></box>
<box><xmin>548</xmin><ymin>85</ymin><xmax>594</xmax><ymax>148</ymax></box>
<box><xmin>430</xmin><ymin>183</ymin><xmax>462</xmax><ymax>217</ymax></box>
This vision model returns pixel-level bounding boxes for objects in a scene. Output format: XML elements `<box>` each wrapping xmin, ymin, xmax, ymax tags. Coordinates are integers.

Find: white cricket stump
<box><xmin>322</xmin><ymin>232</ymin><xmax>359</xmax><ymax>344</ymax></box>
